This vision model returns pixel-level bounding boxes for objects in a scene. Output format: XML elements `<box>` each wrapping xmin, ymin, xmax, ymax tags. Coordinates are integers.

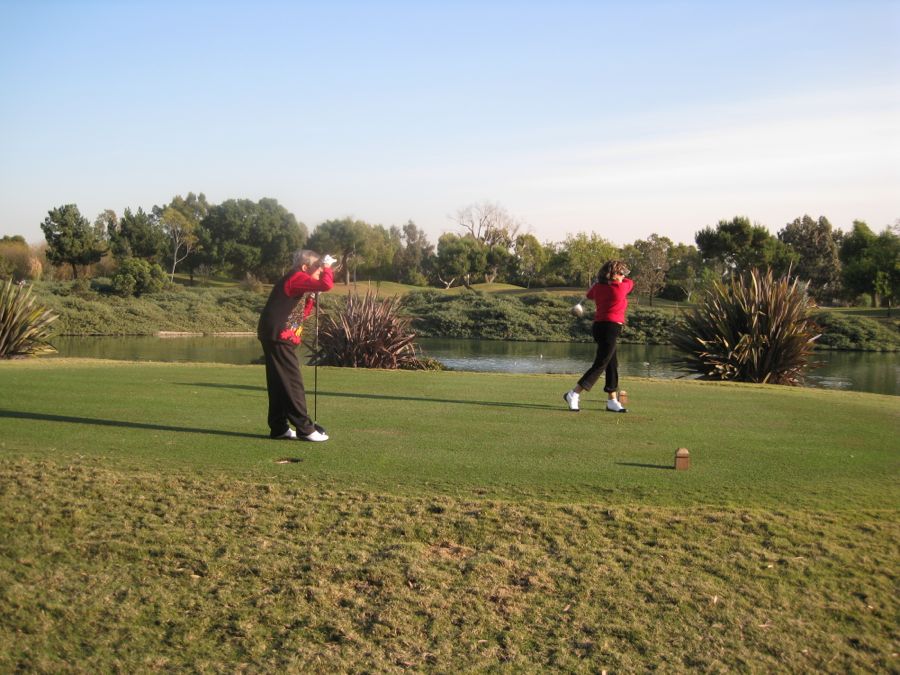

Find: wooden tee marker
<box><xmin>675</xmin><ymin>447</ymin><xmax>690</xmax><ymax>471</ymax></box>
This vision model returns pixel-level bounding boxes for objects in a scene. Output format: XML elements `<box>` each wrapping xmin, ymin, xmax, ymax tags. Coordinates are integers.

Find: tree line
<box><xmin>2</xmin><ymin>194</ymin><xmax>897</xmax><ymax>308</ymax></box>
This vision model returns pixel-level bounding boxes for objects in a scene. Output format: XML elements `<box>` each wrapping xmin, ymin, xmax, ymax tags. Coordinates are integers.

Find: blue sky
<box><xmin>1</xmin><ymin>0</ymin><xmax>898</xmax><ymax>247</ymax></box>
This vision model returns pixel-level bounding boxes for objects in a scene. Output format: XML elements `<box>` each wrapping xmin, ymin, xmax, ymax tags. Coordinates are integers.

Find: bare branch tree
<box><xmin>452</xmin><ymin>201</ymin><xmax>521</xmax><ymax>248</ymax></box>
<box><xmin>160</xmin><ymin>207</ymin><xmax>198</xmax><ymax>281</ymax></box>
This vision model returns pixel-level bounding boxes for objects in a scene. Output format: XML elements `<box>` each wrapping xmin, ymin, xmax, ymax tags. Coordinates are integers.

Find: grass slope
<box><xmin>1</xmin><ymin>361</ymin><xmax>897</xmax><ymax>671</ymax></box>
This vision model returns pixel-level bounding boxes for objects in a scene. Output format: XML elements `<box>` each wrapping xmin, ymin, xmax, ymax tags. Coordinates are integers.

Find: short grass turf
<box><xmin>0</xmin><ymin>360</ymin><xmax>898</xmax><ymax>672</ymax></box>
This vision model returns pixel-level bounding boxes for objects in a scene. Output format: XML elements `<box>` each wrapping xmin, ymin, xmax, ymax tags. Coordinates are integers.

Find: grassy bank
<box><xmin>32</xmin><ymin>281</ymin><xmax>264</xmax><ymax>336</ymax></box>
<box><xmin>0</xmin><ymin>361</ymin><xmax>897</xmax><ymax>671</ymax></box>
<box><xmin>32</xmin><ymin>280</ymin><xmax>899</xmax><ymax>351</ymax></box>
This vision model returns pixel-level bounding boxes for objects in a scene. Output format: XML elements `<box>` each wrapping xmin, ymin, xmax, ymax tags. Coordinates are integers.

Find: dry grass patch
<box><xmin>1</xmin><ymin>457</ymin><xmax>896</xmax><ymax>672</ymax></box>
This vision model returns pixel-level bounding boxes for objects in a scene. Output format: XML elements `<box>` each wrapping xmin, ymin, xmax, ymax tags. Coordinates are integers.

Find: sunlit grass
<box><xmin>0</xmin><ymin>360</ymin><xmax>897</xmax><ymax>670</ymax></box>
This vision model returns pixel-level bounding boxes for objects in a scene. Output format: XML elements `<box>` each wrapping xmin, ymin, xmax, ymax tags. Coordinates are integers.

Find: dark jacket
<box><xmin>257</xmin><ymin>267</ymin><xmax>334</xmax><ymax>344</ymax></box>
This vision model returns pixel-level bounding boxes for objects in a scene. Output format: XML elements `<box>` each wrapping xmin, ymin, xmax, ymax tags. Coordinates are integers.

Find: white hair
<box><xmin>292</xmin><ymin>249</ymin><xmax>321</xmax><ymax>270</ymax></box>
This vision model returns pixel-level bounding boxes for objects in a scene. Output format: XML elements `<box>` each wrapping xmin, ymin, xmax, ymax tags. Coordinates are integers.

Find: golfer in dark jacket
<box><xmin>257</xmin><ymin>249</ymin><xmax>334</xmax><ymax>441</ymax></box>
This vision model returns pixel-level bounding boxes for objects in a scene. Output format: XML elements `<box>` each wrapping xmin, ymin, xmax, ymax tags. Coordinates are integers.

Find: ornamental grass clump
<box><xmin>671</xmin><ymin>267</ymin><xmax>820</xmax><ymax>385</ymax></box>
<box><xmin>0</xmin><ymin>279</ymin><xmax>59</xmax><ymax>358</ymax></box>
<box><xmin>310</xmin><ymin>290</ymin><xmax>437</xmax><ymax>370</ymax></box>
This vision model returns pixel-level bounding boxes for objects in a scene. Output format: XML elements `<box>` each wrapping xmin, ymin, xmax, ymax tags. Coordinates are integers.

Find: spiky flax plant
<box><xmin>309</xmin><ymin>290</ymin><xmax>435</xmax><ymax>370</ymax></box>
<box><xmin>0</xmin><ymin>279</ymin><xmax>59</xmax><ymax>358</ymax></box>
<box><xmin>671</xmin><ymin>267</ymin><xmax>820</xmax><ymax>385</ymax></box>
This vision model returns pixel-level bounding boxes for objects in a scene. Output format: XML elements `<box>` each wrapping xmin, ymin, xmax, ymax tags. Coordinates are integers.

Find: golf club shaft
<box><xmin>313</xmin><ymin>292</ymin><xmax>319</xmax><ymax>422</ymax></box>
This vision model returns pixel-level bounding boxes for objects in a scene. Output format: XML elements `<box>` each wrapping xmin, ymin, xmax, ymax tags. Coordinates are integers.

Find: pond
<box><xmin>416</xmin><ymin>338</ymin><xmax>900</xmax><ymax>396</ymax></box>
<box><xmin>48</xmin><ymin>335</ymin><xmax>899</xmax><ymax>396</ymax></box>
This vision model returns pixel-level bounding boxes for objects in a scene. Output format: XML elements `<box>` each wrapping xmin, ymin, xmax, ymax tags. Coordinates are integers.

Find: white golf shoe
<box><xmin>301</xmin><ymin>429</ymin><xmax>329</xmax><ymax>442</ymax></box>
<box><xmin>275</xmin><ymin>428</ymin><xmax>297</xmax><ymax>439</ymax></box>
<box><xmin>606</xmin><ymin>399</ymin><xmax>627</xmax><ymax>413</ymax></box>
<box><xmin>563</xmin><ymin>390</ymin><xmax>580</xmax><ymax>411</ymax></box>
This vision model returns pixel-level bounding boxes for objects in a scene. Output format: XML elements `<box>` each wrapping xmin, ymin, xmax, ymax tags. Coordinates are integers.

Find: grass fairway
<box><xmin>1</xmin><ymin>360</ymin><xmax>897</xmax><ymax>672</ymax></box>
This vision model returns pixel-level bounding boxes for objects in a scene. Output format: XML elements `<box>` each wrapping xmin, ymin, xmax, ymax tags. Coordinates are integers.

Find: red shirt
<box><xmin>257</xmin><ymin>267</ymin><xmax>334</xmax><ymax>343</ymax></box>
<box><xmin>284</xmin><ymin>267</ymin><xmax>334</xmax><ymax>299</ymax></box>
<box><xmin>586</xmin><ymin>278</ymin><xmax>633</xmax><ymax>323</ymax></box>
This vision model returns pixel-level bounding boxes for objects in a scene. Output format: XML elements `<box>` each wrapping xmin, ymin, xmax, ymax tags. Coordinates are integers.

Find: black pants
<box><xmin>578</xmin><ymin>321</ymin><xmax>622</xmax><ymax>393</ymax></box>
<box><xmin>260</xmin><ymin>340</ymin><xmax>315</xmax><ymax>437</ymax></box>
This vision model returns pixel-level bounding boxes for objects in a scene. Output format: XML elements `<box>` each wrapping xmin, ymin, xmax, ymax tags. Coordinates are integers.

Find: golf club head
<box><xmin>314</xmin><ymin>422</ymin><xmax>327</xmax><ymax>435</ymax></box>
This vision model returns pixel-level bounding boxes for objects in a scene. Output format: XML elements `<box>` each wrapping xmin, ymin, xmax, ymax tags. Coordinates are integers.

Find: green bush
<box><xmin>671</xmin><ymin>268</ymin><xmax>819</xmax><ymax>385</ymax></box>
<box><xmin>622</xmin><ymin>308</ymin><xmax>675</xmax><ymax>344</ymax></box>
<box><xmin>0</xmin><ymin>256</ymin><xmax>16</xmax><ymax>281</ymax></box>
<box><xmin>0</xmin><ymin>240</ymin><xmax>35</xmax><ymax>281</ymax></box>
<box><xmin>90</xmin><ymin>277</ymin><xmax>113</xmax><ymax>294</ymax></box>
<box><xmin>71</xmin><ymin>277</ymin><xmax>93</xmax><ymax>296</ymax></box>
<box><xmin>401</xmin><ymin>289</ymin><xmax>676</xmax><ymax>344</ymax></box>
<box><xmin>403</xmin><ymin>290</ymin><xmax>566</xmax><ymax>341</ymax></box>
<box><xmin>0</xmin><ymin>280</ymin><xmax>58</xmax><ymax>358</ymax></box>
<box><xmin>239</xmin><ymin>273</ymin><xmax>264</xmax><ymax>293</ymax></box>
<box><xmin>659</xmin><ymin>281</ymin><xmax>689</xmax><ymax>301</ymax></box>
<box><xmin>812</xmin><ymin>311</ymin><xmax>900</xmax><ymax>351</ymax></box>
<box><xmin>111</xmin><ymin>258</ymin><xmax>167</xmax><ymax>297</ymax></box>
<box><xmin>30</xmin><ymin>281</ymin><xmax>265</xmax><ymax>335</ymax></box>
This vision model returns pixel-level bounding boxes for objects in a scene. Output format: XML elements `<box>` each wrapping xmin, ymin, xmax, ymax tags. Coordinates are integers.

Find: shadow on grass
<box><xmin>179</xmin><ymin>382</ymin><xmax>265</xmax><ymax>392</ymax></box>
<box><xmin>615</xmin><ymin>462</ymin><xmax>674</xmax><ymax>471</ymax></box>
<box><xmin>0</xmin><ymin>409</ymin><xmax>263</xmax><ymax>440</ymax></box>
<box><xmin>178</xmin><ymin>382</ymin><xmax>560</xmax><ymax>411</ymax></box>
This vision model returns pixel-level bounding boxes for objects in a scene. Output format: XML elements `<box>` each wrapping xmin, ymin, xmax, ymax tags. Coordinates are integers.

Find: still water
<box><xmin>50</xmin><ymin>335</ymin><xmax>899</xmax><ymax>396</ymax></box>
<box><xmin>418</xmin><ymin>339</ymin><xmax>899</xmax><ymax>396</ymax></box>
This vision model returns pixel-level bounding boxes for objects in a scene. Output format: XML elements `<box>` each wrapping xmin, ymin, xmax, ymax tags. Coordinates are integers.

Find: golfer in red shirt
<box><xmin>564</xmin><ymin>260</ymin><xmax>633</xmax><ymax>413</ymax></box>
<box><xmin>257</xmin><ymin>250</ymin><xmax>335</xmax><ymax>441</ymax></box>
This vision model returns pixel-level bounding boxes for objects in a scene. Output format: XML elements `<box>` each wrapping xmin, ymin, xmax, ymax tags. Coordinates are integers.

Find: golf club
<box><xmin>313</xmin><ymin>291</ymin><xmax>324</xmax><ymax>434</ymax></box>
<box><xmin>312</xmin><ymin>253</ymin><xmax>336</xmax><ymax>436</ymax></box>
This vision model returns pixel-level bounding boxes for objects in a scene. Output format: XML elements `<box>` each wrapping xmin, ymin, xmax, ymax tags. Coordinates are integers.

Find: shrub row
<box><xmin>27</xmin><ymin>282</ymin><xmax>900</xmax><ymax>351</ymax></box>
<box><xmin>32</xmin><ymin>281</ymin><xmax>265</xmax><ymax>336</ymax></box>
<box><xmin>401</xmin><ymin>289</ymin><xmax>676</xmax><ymax>344</ymax></box>
<box><xmin>401</xmin><ymin>290</ymin><xmax>899</xmax><ymax>350</ymax></box>
<box><xmin>811</xmin><ymin>311</ymin><xmax>900</xmax><ymax>351</ymax></box>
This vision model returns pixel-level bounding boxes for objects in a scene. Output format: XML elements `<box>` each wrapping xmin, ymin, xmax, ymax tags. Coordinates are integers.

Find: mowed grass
<box><xmin>1</xmin><ymin>360</ymin><xmax>898</xmax><ymax>672</ymax></box>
